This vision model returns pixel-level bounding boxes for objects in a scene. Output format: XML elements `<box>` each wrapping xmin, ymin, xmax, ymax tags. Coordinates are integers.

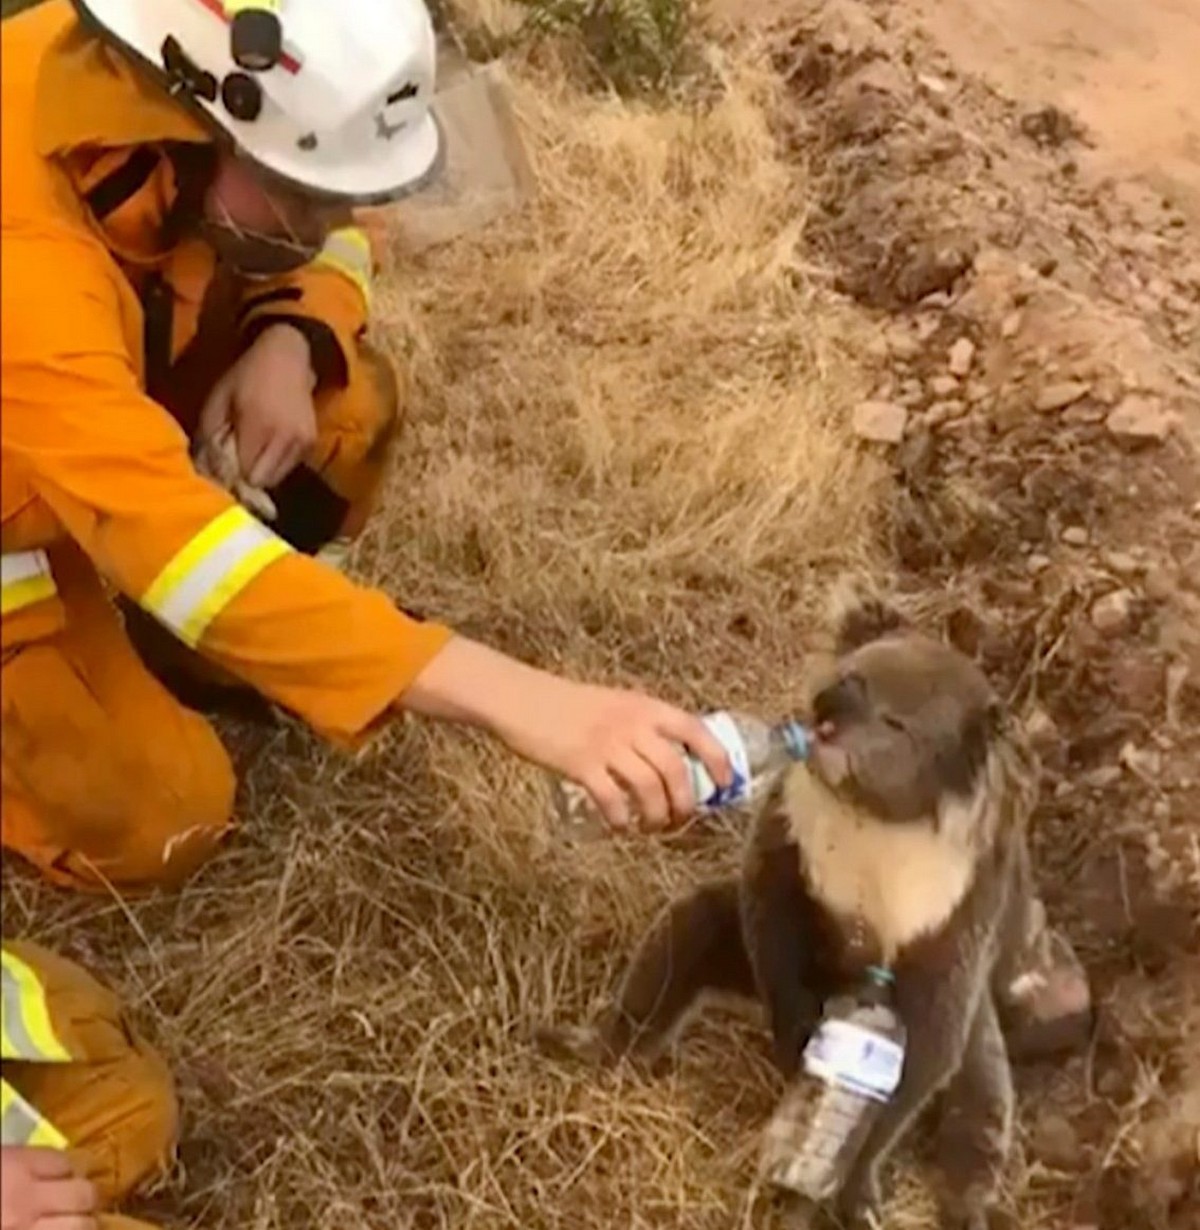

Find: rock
<box><xmin>1027</xmin><ymin>553</ymin><xmax>1052</xmax><ymax>573</ymax></box>
<box><xmin>886</xmin><ymin>327</ymin><xmax>922</xmax><ymax>360</ymax></box>
<box><xmin>853</xmin><ymin>400</ymin><xmax>908</xmax><ymax>444</ymax></box>
<box><xmin>1105</xmin><ymin>395</ymin><xmax>1178</xmax><ymax>443</ymax></box>
<box><xmin>1120</xmin><ymin>741</ymin><xmax>1162</xmax><ymax>779</ymax></box>
<box><xmin>1000</xmin><ymin>310</ymin><xmax>1023</xmax><ymax>339</ymax></box>
<box><xmin>1032</xmin><ymin>1112</ymin><xmax>1084</xmax><ymax>1170</ymax></box>
<box><xmin>928</xmin><ymin>374</ymin><xmax>960</xmax><ymax>397</ymax></box>
<box><xmin>948</xmin><ymin>337</ymin><xmax>976</xmax><ymax>377</ymax></box>
<box><xmin>1024</xmin><ymin>706</ymin><xmax>1059</xmax><ymax>751</ymax></box>
<box><xmin>926</xmin><ymin>399</ymin><xmax>967</xmax><ymax>427</ymax></box>
<box><xmin>1036</xmin><ymin>381</ymin><xmax>1091</xmax><ymax>412</ymax></box>
<box><xmin>1062</xmin><ymin>527</ymin><xmax>1089</xmax><ymax>546</ymax></box>
<box><xmin>1091</xmin><ymin>588</ymin><xmax>1135</xmax><ymax>634</ymax></box>
<box><xmin>1082</xmin><ymin>765</ymin><xmax>1121</xmax><ymax>790</ymax></box>
<box><xmin>1165</xmin><ymin>661</ymin><xmax>1190</xmax><ymax>727</ymax></box>
<box><xmin>1103</xmin><ymin>551</ymin><xmax>1141</xmax><ymax>576</ymax></box>
<box><xmin>917</xmin><ymin>73</ymin><xmax>950</xmax><ymax>96</ymax></box>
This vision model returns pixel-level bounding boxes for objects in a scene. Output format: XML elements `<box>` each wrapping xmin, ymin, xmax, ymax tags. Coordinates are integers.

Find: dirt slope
<box><xmin>908</xmin><ymin>0</ymin><xmax>1200</xmax><ymax>223</ymax></box>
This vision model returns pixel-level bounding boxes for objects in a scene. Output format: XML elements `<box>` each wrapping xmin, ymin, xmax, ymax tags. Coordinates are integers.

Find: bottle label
<box><xmin>689</xmin><ymin>712</ymin><xmax>751</xmax><ymax>808</ymax></box>
<box><xmin>802</xmin><ymin>1018</ymin><xmax>905</xmax><ymax>1104</ymax></box>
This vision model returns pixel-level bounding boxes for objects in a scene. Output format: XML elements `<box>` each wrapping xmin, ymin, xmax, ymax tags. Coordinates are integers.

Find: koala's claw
<box><xmin>193</xmin><ymin>426</ymin><xmax>278</xmax><ymax>522</ymax></box>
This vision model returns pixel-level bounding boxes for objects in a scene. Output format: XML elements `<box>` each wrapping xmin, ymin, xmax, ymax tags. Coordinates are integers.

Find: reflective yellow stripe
<box><xmin>0</xmin><ymin>550</ymin><xmax>57</xmax><ymax>616</ymax></box>
<box><xmin>313</xmin><ymin>226</ymin><xmax>373</xmax><ymax>310</ymax></box>
<box><xmin>225</xmin><ymin>0</ymin><xmax>279</xmax><ymax>15</ymax></box>
<box><xmin>1</xmin><ymin>951</ymin><xmax>70</xmax><ymax>1064</ymax></box>
<box><xmin>140</xmin><ymin>507</ymin><xmax>293</xmax><ymax>648</ymax></box>
<box><xmin>1</xmin><ymin>1079</ymin><xmax>67</xmax><ymax>1149</ymax></box>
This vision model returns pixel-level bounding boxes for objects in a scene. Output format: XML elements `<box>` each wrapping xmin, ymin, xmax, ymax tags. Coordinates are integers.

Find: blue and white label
<box><xmin>802</xmin><ymin>1018</ymin><xmax>905</xmax><ymax>1103</ymax></box>
<box><xmin>688</xmin><ymin>712</ymin><xmax>752</xmax><ymax>808</ymax></box>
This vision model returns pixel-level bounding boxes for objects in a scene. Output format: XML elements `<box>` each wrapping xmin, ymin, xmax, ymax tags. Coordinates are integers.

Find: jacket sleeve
<box><xmin>1</xmin><ymin>232</ymin><xmax>452</xmax><ymax>747</ymax></box>
<box><xmin>236</xmin><ymin>223</ymin><xmax>378</xmax><ymax>392</ymax></box>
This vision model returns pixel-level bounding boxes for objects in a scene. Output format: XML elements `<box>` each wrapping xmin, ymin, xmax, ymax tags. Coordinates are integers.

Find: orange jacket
<box><xmin>0</xmin><ymin>1</ymin><xmax>452</xmax><ymax>746</ymax></box>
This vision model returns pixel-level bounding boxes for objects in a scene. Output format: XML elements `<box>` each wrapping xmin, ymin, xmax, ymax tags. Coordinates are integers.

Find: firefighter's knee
<box><xmin>2</xmin><ymin>691</ymin><xmax>235</xmax><ymax>894</ymax></box>
<box><xmin>102</xmin><ymin>713</ymin><xmax>236</xmax><ymax>890</ymax></box>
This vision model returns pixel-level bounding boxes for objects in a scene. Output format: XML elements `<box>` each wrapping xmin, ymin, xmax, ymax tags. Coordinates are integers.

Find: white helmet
<box><xmin>71</xmin><ymin>0</ymin><xmax>442</xmax><ymax>205</ymax></box>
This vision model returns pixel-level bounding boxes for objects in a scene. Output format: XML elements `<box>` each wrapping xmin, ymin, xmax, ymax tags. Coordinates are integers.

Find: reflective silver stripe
<box><xmin>0</xmin><ymin>549</ymin><xmax>56</xmax><ymax>616</ymax></box>
<box><xmin>0</xmin><ymin>550</ymin><xmax>50</xmax><ymax>586</ymax></box>
<box><xmin>1</xmin><ymin>964</ymin><xmax>39</xmax><ymax>1060</ymax></box>
<box><xmin>1</xmin><ymin>1082</ymin><xmax>66</xmax><ymax>1148</ymax></box>
<box><xmin>2</xmin><ymin>1089</ymin><xmax>39</xmax><ymax>1145</ymax></box>
<box><xmin>140</xmin><ymin>506</ymin><xmax>292</xmax><ymax>648</ymax></box>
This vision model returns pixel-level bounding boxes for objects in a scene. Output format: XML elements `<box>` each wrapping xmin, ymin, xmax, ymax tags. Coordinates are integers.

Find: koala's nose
<box><xmin>812</xmin><ymin>674</ymin><xmax>868</xmax><ymax>731</ymax></box>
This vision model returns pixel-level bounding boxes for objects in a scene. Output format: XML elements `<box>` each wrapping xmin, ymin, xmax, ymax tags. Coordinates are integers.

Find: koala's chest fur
<box><xmin>780</xmin><ymin>765</ymin><xmax>977</xmax><ymax>963</ymax></box>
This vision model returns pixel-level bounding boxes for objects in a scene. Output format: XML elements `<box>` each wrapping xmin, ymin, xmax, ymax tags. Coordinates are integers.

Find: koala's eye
<box><xmin>882</xmin><ymin>714</ymin><xmax>907</xmax><ymax>732</ymax></box>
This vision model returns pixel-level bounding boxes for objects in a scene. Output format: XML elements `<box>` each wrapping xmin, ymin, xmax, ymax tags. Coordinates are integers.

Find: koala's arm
<box><xmin>836</xmin><ymin>910</ymin><xmax>1000</xmax><ymax>1227</ymax></box>
<box><xmin>742</xmin><ymin>810</ymin><xmax>826</xmax><ymax>1077</ymax></box>
<box><xmin>536</xmin><ymin>878</ymin><xmax>755</xmax><ymax>1067</ymax></box>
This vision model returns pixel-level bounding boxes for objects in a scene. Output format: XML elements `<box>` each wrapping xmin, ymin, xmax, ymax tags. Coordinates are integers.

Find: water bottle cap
<box><xmin>781</xmin><ymin>720</ymin><xmax>811</xmax><ymax>760</ymax></box>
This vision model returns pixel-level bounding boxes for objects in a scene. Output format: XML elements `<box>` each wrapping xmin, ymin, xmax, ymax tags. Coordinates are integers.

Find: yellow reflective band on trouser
<box><xmin>313</xmin><ymin>227</ymin><xmax>373</xmax><ymax>311</ymax></box>
<box><xmin>140</xmin><ymin>506</ymin><xmax>293</xmax><ymax>648</ymax></box>
<box><xmin>1</xmin><ymin>1079</ymin><xmax>67</xmax><ymax>1149</ymax></box>
<box><xmin>1</xmin><ymin>951</ymin><xmax>71</xmax><ymax>1064</ymax></box>
<box><xmin>1</xmin><ymin>549</ymin><xmax>57</xmax><ymax>616</ymax></box>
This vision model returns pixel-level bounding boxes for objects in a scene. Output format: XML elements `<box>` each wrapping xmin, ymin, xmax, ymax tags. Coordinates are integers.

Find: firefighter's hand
<box><xmin>403</xmin><ymin>636</ymin><xmax>733</xmax><ymax>831</ymax></box>
<box><xmin>0</xmin><ymin>1146</ymin><xmax>97</xmax><ymax>1230</ymax></box>
<box><xmin>198</xmin><ymin>323</ymin><xmax>318</xmax><ymax>489</ymax></box>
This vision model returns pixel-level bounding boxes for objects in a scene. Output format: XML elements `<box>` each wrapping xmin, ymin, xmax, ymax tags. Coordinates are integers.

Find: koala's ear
<box><xmin>828</xmin><ymin>581</ymin><xmax>908</xmax><ymax>655</ymax></box>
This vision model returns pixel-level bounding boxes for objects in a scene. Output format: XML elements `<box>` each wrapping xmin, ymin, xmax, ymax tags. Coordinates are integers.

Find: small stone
<box><xmin>1102</xmin><ymin>551</ymin><xmax>1141</xmax><ymax>576</ymax></box>
<box><xmin>926</xmin><ymin>399</ymin><xmax>967</xmax><ymax>427</ymax></box>
<box><xmin>1036</xmin><ymin>381</ymin><xmax>1091</xmax><ymax>412</ymax></box>
<box><xmin>948</xmin><ymin>337</ymin><xmax>976</xmax><ymax>377</ymax></box>
<box><xmin>1090</xmin><ymin>588</ymin><xmax>1135</xmax><ymax>634</ymax></box>
<box><xmin>1120</xmin><ymin>742</ymin><xmax>1162</xmax><ymax>779</ymax></box>
<box><xmin>1152</xmin><ymin>799</ymin><xmax>1171</xmax><ymax>822</ymax></box>
<box><xmin>853</xmin><ymin>400</ymin><xmax>908</xmax><ymax>444</ymax></box>
<box><xmin>1144</xmin><ymin>566</ymin><xmax>1175</xmax><ymax>601</ymax></box>
<box><xmin>1105</xmin><ymin>395</ymin><xmax>1178</xmax><ymax>442</ymax></box>
<box><xmin>886</xmin><ymin>328</ymin><xmax>922</xmax><ymax>360</ymax></box>
<box><xmin>1082</xmin><ymin>765</ymin><xmax>1121</xmax><ymax>790</ymax></box>
<box><xmin>1166</xmin><ymin>661</ymin><xmax>1190</xmax><ymax>727</ymax></box>
<box><xmin>1062</xmin><ymin>527</ymin><xmax>1089</xmax><ymax>546</ymax></box>
<box><xmin>1032</xmin><ymin>1113</ymin><xmax>1083</xmax><ymax>1170</ymax></box>
<box><xmin>928</xmin><ymin>374</ymin><xmax>960</xmax><ymax>397</ymax></box>
<box><xmin>917</xmin><ymin>73</ymin><xmax>950</xmax><ymax>96</ymax></box>
<box><xmin>1024</xmin><ymin>707</ymin><xmax>1059</xmax><ymax>750</ymax></box>
<box><xmin>1000</xmin><ymin>310</ymin><xmax>1023</xmax><ymax>339</ymax></box>
<box><xmin>1027</xmin><ymin>553</ymin><xmax>1052</xmax><ymax>573</ymax></box>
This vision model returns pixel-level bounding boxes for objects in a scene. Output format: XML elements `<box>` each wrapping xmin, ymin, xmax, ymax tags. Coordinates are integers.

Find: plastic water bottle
<box><xmin>760</xmin><ymin>965</ymin><xmax>907</xmax><ymax>1202</ymax></box>
<box><xmin>552</xmin><ymin>711</ymin><xmax>810</xmax><ymax>839</ymax></box>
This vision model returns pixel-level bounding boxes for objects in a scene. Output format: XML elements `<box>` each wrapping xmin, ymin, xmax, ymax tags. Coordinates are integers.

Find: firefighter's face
<box><xmin>201</xmin><ymin>152</ymin><xmax>351</xmax><ymax>276</ymax></box>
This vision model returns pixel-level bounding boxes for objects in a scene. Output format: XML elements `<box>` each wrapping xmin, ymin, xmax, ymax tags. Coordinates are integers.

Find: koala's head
<box><xmin>805</xmin><ymin>598</ymin><xmax>1004</xmax><ymax>823</ymax></box>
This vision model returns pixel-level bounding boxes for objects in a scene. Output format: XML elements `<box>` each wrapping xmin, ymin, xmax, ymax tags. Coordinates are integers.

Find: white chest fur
<box><xmin>782</xmin><ymin>764</ymin><xmax>977</xmax><ymax>961</ymax></box>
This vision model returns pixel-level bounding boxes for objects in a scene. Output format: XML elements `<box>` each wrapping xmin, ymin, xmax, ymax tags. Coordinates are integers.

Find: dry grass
<box><xmin>5</xmin><ymin>35</ymin><xmax>895</xmax><ymax>1230</ymax></box>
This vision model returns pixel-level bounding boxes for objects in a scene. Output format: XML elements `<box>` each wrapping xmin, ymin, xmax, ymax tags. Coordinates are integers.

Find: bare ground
<box><xmin>4</xmin><ymin>1</ymin><xmax>1199</xmax><ymax>1228</ymax></box>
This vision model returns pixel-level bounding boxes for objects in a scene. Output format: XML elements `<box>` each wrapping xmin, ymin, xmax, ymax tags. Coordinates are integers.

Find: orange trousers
<box><xmin>1</xmin><ymin>337</ymin><xmax>402</xmax><ymax>895</ymax></box>
<box><xmin>1</xmin><ymin>941</ymin><xmax>178</xmax><ymax>1228</ymax></box>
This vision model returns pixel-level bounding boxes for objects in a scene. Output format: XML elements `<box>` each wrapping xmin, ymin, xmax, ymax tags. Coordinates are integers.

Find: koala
<box><xmin>536</xmin><ymin>597</ymin><xmax>1058</xmax><ymax>1229</ymax></box>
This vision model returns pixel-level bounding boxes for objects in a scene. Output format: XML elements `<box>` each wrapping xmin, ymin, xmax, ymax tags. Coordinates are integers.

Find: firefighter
<box><xmin>1</xmin><ymin>942</ymin><xmax>176</xmax><ymax>1229</ymax></box>
<box><xmin>1</xmin><ymin>0</ymin><xmax>733</xmax><ymax>895</ymax></box>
